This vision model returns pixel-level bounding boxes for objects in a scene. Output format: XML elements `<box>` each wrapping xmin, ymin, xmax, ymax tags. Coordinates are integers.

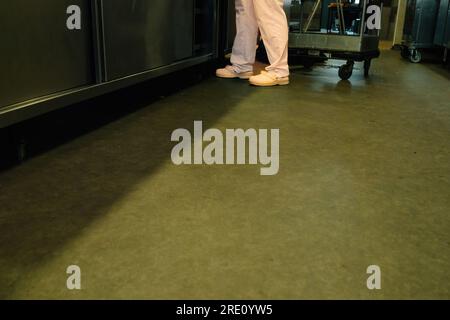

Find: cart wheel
<box><xmin>409</xmin><ymin>49</ymin><xmax>422</xmax><ymax>63</ymax></box>
<box><xmin>364</xmin><ymin>59</ymin><xmax>371</xmax><ymax>77</ymax></box>
<box><xmin>338</xmin><ymin>63</ymin><xmax>353</xmax><ymax>80</ymax></box>
<box><xmin>401</xmin><ymin>47</ymin><xmax>410</xmax><ymax>59</ymax></box>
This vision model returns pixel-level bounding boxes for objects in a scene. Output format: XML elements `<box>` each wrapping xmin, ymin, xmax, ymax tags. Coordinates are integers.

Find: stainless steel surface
<box><xmin>194</xmin><ymin>0</ymin><xmax>218</xmax><ymax>56</ymax></box>
<box><xmin>403</xmin><ymin>0</ymin><xmax>440</xmax><ymax>48</ymax></box>
<box><xmin>289</xmin><ymin>33</ymin><xmax>379</xmax><ymax>52</ymax></box>
<box><xmin>0</xmin><ymin>54</ymin><xmax>214</xmax><ymax>129</ymax></box>
<box><xmin>447</xmin><ymin>8</ymin><xmax>450</xmax><ymax>48</ymax></box>
<box><xmin>0</xmin><ymin>0</ymin><xmax>94</xmax><ymax>108</ymax></box>
<box><xmin>91</xmin><ymin>0</ymin><xmax>107</xmax><ymax>83</ymax></box>
<box><xmin>225</xmin><ymin>0</ymin><xmax>236</xmax><ymax>53</ymax></box>
<box><xmin>287</xmin><ymin>0</ymin><xmax>380</xmax><ymax>53</ymax></box>
<box><xmin>434</xmin><ymin>0</ymin><xmax>450</xmax><ymax>47</ymax></box>
<box><xmin>101</xmin><ymin>0</ymin><xmax>195</xmax><ymax>81</ymax></box>
<box><xmin>0</xmin><ymin>0</ymin><xmax>221</xmax><ymax>128</ymax></box>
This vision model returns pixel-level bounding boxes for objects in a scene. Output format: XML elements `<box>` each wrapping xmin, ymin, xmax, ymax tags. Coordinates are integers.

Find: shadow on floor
<box><xmin>394</xmin><ymin>47</ymin><xmax>450</xmax><ymax>80</ymax></box>
<box><xmin>0</xmin><ymin>61</ymin><xmax>253</xmax><ymax>298</ymax></box>
<box><xmin>423</xmin><ymin>61</ymin><xmax>450</xmax><ymax>81</ymax></box>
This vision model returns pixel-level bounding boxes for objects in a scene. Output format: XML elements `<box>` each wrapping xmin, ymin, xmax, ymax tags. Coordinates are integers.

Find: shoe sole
<box><xmin>216</xmin><ymin>74</ymin><xmax>252</xmax><ymax>80</ymax></box>
<box><xmin>249</xmin><ymin>79</ymin><xmax>290</xmax><ymax>86</ymax></box>
<box><xmin>216</xmin><ymin>73</ymin><xmax>253</xmax><ymax>80</ymax></box>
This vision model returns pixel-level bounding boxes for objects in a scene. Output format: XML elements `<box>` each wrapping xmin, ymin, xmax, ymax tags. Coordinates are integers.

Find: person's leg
<box><xmin>217</xmin><ymin>0</ymin><xmax>259</xmax><ymax>78</ymax></box>
<box><xmin>230</xmin><ymin>0</ymin><xmax>260</xmax><ymax>73</ymax></box>
<box><xmin>253</xmin><ymin>0</ymin><xmax>289</xmax><ymax>78</ymax></box>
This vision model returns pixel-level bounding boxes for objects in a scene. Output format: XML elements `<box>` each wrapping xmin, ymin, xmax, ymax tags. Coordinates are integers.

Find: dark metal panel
<box><xmin>445</xmin><ymin>2</ymin><xmax>450</xmax><ymax>48</ymax></box>
<box><xmin>0</xmin><ymin>0</ymin><xmax>221</xmax><ymax>128</ymax></box>
<box><xmin>91</xmin><ymin>0</ymin><xmax>107</xmax><ymax>83</ymax></box>
<box><xmin>194</xmin><ymin>0</ymin><xmax>217</xmax><ymax>56</ymax></box>
<box><xmin>0</xmin><ymin>54</ymin><xmax>214</xmax><ymax>129</ymax></box>
<box><xmin>225</xmin><ymin>0</ymin><xmax>236</xmax><ymax>53</ymax></box>
<box><xmin>0</xmin><ymin>0</ymin><xmax>94</xmax><ymax>108</ymax></box>
<box><xmin>403</xmin><ymin>0</ymin><xmax>440</xmax><ymax>48</ymax></box>
<box><xmin>434</xmin><ymin>0</ymin><xmax>449</xmax><ymax>46</ymax></box>
<box><xmin>102</xmin><ymin>0</ymin><xmax>195</xmax><ymax>81</ymax></box>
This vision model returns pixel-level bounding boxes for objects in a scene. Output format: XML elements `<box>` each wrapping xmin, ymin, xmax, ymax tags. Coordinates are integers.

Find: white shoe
<box><xmin>249</xmin><ymin>71</ymin><xmax>290</xmax><ymax>87</ymax></box>
<box><xmin>216</xmin><ymin>65</ymin><xmax>254</xmax><ymax>79</ymax></box>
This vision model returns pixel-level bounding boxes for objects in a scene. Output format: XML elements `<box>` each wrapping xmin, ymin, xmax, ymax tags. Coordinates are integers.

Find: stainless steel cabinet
<box><xmin>434</xmin><ymin>0</ymin><xmax>449</xmax><ymax>46</ymax></box>
<box><xmin>224</xmin><ymin>0</ymin><xmax>236</xmax><ymax>53</ymax></box>
<box><xmin>447</xmin><ymin>8</ymin><xmax>450</xmax><ymax>48</ymax></box>
<box><xmin>194</xmin><ymin>0</ymin><xmax>216</xmax><ymax>56</ymax></box>
<box><xmin>0</xmin><ymin>0</ymin><xmax>221</xmax><ymax>129</ymax></box>
<box><xmin>0</xmin><ymin>0</ymin><xmax>94</xmax><ymax>107</ymax></box>
<box><xmin>102</xmin><ymin>0</ymin><xmax>195</xmax><ymax>81</ymax></box>
<box><xmin>403</xmin><ymin>0</ymin><xmax>440</xmax><ymax>48</ymax></box>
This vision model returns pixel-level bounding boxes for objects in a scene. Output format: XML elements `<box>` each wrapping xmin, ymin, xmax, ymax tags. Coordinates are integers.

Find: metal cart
<box><xmin>285</xmin><ymin>0</ymin><xmax>381</xmax><ymax>80</ymax></box>
<box><xmin>401</xmin><ymin>0</ymin><xmax>440</xmax><ymax>63</ymax></box>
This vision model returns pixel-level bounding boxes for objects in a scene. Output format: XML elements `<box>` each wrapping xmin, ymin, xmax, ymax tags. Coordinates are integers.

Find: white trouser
<box><xmin>231</xmin><ymin>0</ymin><xmax>289</xmax><ymax>78</ymax></box>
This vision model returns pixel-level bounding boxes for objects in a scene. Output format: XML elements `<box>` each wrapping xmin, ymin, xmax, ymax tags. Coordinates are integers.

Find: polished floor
<box><xmin>0</xmin><ymin>48</ymin><xmax>449</xmax><ymax>299</ymax></box>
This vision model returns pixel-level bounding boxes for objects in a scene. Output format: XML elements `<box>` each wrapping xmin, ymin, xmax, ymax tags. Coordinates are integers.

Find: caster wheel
<box><xmin>364</xmin><ymin>59</ymin><xmax>371</xmax><ymax>77</ymax></box>
<box><xmin>338</xmin><ymin>63</ymin><xmax>353</xmax><ymax>80</ymax></box>
<box><xmin>409</xmin><ymin>49</ymin><xmax>422</xmax><ymax>63</ymax></box>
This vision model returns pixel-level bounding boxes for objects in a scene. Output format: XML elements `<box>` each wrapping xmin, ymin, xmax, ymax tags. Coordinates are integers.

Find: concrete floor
<box><xmin>0</xmin><ymin>48</ymin><xmax>449</xmax><ymax>299</ymax></box>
